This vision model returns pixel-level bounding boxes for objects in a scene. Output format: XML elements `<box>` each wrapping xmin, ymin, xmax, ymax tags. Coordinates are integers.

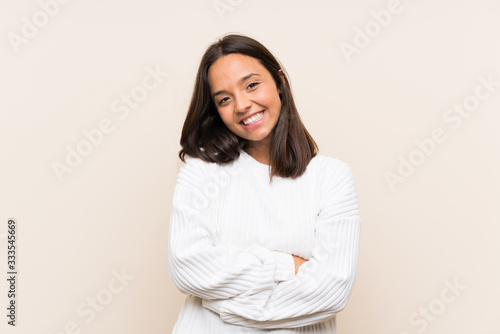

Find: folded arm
<box><xmin>202</xmin><ymin>159</ymin><xmax>361</xmax><ymax>328</ymax></box>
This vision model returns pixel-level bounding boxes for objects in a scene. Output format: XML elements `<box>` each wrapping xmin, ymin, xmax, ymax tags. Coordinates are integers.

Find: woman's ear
<box><xmin>278</xmin><ymin>69</ymin><xmax>285</xmax><ymax>85</ymax></box>
<box><xmin>278</xmin><ymin>69</ymin><xmax>286</xmax><ymax>95</ymax></box>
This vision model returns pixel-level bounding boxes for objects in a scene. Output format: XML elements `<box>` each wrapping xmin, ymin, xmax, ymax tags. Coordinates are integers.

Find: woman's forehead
<box><xmin>209</xmin><ymin>54</ymin><xmax>267</xmax><ymax>79</ymax></box>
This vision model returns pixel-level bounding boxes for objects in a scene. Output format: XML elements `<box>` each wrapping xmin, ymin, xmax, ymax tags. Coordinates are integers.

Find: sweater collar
<box><xmin>240</xmin><ymin>150</ymin><xmax>271</xmax><ymax>175</ymax></box>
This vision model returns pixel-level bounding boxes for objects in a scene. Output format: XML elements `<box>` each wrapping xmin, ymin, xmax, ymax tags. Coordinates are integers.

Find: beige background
<box><xmin>1</xmin><ymin>0</ymin><xmax>499</xmax><ymax>333</ymax></box>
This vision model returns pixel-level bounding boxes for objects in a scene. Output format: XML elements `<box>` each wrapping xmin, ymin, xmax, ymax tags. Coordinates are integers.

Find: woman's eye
<box><xmin>218</xmin><ymin>97</ymin><xmax>229</xmax><ymax>105</ymax></box>
<box><xmin>247</xmin><ymin>82</ymin><xmax>260</xmax><ymax>89</ymax></box>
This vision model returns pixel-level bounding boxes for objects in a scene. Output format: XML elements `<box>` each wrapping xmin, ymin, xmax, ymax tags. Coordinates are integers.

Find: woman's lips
<box><xmin>240</xmin><ymin>110</ymin><xmax>264</xmax><ymax>124</ymax></box>
<box><xmin>240</xmin><ymin>110</ymin><xmax>265</xmax><ymax>129</ymax></box>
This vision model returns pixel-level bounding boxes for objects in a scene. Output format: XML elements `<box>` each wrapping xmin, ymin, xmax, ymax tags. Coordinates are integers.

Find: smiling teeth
<box><xmin>242</xmin><ymin>112</ymin><xmax>264</xmax><ymax>125</ymax></box>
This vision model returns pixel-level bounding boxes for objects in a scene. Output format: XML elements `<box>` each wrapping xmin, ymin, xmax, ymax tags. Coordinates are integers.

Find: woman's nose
<box><xmin>234</xmin><ymin>93</ymin><xmax>251</xmax><ymax>113</ymax></box>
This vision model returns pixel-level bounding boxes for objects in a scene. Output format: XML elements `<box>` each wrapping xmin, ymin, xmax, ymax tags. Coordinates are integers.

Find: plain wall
<box><xmin>1</xmin><ymin>0</ymin><xmax>499</xmax><ymax>333</ymax></box>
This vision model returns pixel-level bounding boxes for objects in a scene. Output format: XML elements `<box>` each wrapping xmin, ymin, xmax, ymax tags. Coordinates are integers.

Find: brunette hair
<box><xmin>179</xmin><ymin>33</ymin><xmax>318</xmax><ymax>181</ymax></box>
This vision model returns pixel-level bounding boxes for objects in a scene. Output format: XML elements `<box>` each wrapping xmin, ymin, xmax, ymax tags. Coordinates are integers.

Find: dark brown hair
<box><xmin>179</xmin><ymin>33</ymin><xmax>318</xmax><ymax>181</ymax></box>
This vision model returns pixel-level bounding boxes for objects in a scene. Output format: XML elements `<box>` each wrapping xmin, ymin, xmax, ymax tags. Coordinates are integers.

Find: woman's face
<box><xmin>208</xmin><ymin>53</ymin><xmax>283</xmax><ymax>149</ymax></box>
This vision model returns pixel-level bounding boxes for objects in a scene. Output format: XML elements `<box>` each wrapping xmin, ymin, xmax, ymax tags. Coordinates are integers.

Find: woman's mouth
<box><xmin>241</xmin><ymin>111</ymin><xmax>264</xmax><ymax>126</ymax></box>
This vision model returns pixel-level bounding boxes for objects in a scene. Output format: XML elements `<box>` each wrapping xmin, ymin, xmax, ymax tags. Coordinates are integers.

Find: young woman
<box><xmin>168</xmin><ymin>33</ymin><xmax>361</xmax><ymax>333</ymax></box>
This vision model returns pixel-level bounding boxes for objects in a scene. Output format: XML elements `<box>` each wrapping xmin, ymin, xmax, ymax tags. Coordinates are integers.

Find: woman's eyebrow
<box><xmin>212</xmin><ymin>73</ymin><xmax>261</xmax><ymax>99</ymax></box>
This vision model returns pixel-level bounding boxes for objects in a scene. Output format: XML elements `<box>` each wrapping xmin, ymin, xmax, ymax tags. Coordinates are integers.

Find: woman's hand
<box><xmin>292</xmin><ymin>255</ymin><xmax>307</xmax><ymax>274</ymax></box>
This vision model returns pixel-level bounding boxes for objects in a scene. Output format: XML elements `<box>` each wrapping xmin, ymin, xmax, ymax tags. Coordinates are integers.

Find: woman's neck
<box><xmin>245</xmin><ymin>143</ymin><xmax>270</xmax><ymax>166</ymax></box>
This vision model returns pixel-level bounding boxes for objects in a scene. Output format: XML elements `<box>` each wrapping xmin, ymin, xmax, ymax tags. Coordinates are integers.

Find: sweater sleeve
<box><xmin>168</xmin><ymin>156</ymin><xmax>296</xmax><ymax>301</ymax></box>
<box><xmin>201</xmin><ymin>158</ymin><xmax>361</xmax><ymax>328</ymax></box>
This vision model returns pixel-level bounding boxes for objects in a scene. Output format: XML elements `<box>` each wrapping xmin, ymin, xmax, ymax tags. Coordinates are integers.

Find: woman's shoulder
<box><xmin>308</xmin><ymin>154</ymin><xmax>357</xmax><ymax>197</ymax></box>
<box><xmin>308</xmin><ymin>153</ymin><xmax>353</xmax><ymax>176</ymax></box>
<box><xmin>176</xmin><ymin>151</ymin><xmax>242</xmax><ymax>179</ymax></box>
<box><xmin>177</xmin><ymin>153</ymin><xmax>219</xmax><ymax>174</ymax></box>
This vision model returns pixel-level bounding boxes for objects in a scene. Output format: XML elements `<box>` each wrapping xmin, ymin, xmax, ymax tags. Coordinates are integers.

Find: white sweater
<box><xmin>168</xmin><ymin>150</ymin><xmax>361</xmax><ymax>333</ymax></box>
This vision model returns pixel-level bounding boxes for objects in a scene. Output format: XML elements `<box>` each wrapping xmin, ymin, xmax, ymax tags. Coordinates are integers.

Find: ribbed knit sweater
<box><xmin>168</xmin><ymin>149</ymin><xmax>361</xmax><ymax>333</ymax></box>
